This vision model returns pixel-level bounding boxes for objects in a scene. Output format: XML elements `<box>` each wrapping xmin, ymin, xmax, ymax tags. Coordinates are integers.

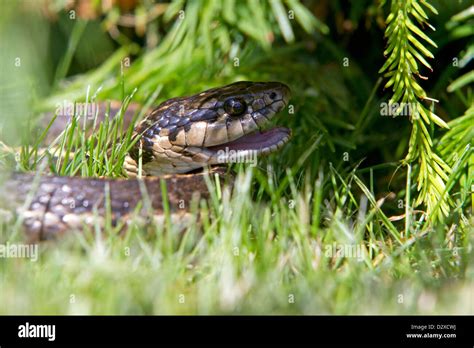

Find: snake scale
<box><xmin>1</xmin><ymin>81</ymin><xmax>291</xmax><ymax>242</ymax></box>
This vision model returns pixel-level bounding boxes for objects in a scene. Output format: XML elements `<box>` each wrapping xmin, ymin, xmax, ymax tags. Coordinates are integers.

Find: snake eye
<box><xmin>224</xmin><ymin>98</ymin><xmax>247</xmax><ymax>117</ymax></box>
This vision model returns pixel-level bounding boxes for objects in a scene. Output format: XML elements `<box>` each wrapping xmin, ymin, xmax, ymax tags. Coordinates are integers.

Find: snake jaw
<box><xmin>207</xmin><ymin>127</ymin><xmax>292</xmax><ymax>164</ymax></box>
<box><xmin>130</xmin><ymin>81</ymin><xmax>292</xmax><ymax>176</ymax></box>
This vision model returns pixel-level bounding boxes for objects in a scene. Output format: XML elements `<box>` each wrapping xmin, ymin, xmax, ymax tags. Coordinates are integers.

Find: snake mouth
<box><xmin>207</xmin><ymin>127</ymin><xmax>291</xmax><ymax>155</ymax></box>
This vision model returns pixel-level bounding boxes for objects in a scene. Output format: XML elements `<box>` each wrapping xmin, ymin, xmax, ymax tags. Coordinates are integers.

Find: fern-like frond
<box><xmin>379</xmin><ymin>0</ymin><xmax>451</xmax><ymax>221</ymax></box>
<box><xmin>446</xmin><ymin>5</ymin><xmax>474</xmax><ymax>92</ymax></box>
<box><xmin>437</xmin><ymin>103</ymin><xmax>474</xmax><ymax>213</ymax></box>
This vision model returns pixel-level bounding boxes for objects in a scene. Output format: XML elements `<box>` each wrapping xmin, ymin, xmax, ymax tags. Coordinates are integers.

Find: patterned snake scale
<box><xmin>1</xmin><ymin>81</ymin><xmax>291</xmax><ymax>242</ymax></box>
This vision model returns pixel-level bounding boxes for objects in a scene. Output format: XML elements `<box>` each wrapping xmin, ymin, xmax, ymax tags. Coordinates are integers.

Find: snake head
<box><xmin>126</xmin><ymin>81</ymin><xmax>291</xmax><ymax>176</ymax></box>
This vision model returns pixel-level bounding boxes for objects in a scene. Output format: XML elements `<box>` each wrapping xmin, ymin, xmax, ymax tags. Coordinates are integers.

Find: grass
<box><xmin>0</xmin><ymin>0</ymin><xmax>472</xmax><ymax>315</ymax></box>
<box><xmin>1</xmin><ymin>176</ymin><xmax>472</xmax><ymax>313</ymax></box>
<box><xmin>0</xmin><ymin>95</ymin><xmax>473</xmax><ymax>315</ymax></box>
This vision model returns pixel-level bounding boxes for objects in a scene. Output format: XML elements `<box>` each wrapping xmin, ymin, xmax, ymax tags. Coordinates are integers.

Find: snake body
<box><xmin>1</xmin><ymin>81</ymin><xmax>291</xmax><ymax>241</ymax></box>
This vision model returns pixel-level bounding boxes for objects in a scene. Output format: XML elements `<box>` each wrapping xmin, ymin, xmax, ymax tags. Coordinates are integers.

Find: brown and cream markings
<box><xmin>1</xmin><ymin>81</ymin><xmax>292</xmax><ymax>241</ymax></box>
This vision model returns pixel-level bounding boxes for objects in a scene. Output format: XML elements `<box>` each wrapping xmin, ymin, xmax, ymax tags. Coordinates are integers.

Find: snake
<box><xmin>0</xmin><ymin>81</ymin><xmax>291</xmax><ymax>242</ymax></box>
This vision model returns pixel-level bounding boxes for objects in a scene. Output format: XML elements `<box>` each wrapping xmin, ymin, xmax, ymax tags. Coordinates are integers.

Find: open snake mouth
<box><xmin>207</xmin><ymin>127</ymin><xmax>291</xmax><ymax>155</ymax></box>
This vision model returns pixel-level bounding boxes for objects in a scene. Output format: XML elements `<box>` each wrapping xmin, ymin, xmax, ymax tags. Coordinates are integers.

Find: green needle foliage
<box><xmin>379</xmin><ymin>0</ymin><xmax>451</xmax><ymax>220</ymax></box>
<box><xmin>446</xmin><ymin>5</ymin><xmax>474</xmax><ymax>92</ymax></box>
<box><xmin>437</xmin><ymin>5</ymin><xmax>474</xmax><ymax>218</ymax></box>
<box><xmin>438</xmin><ymin>103</ymin><xmax>473</xmax><ymax>215</ymax></box>
<box><xmin>37</xmin><ymin>0</ymin><xmax>328</xmax><ymax>111</ymax></box>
